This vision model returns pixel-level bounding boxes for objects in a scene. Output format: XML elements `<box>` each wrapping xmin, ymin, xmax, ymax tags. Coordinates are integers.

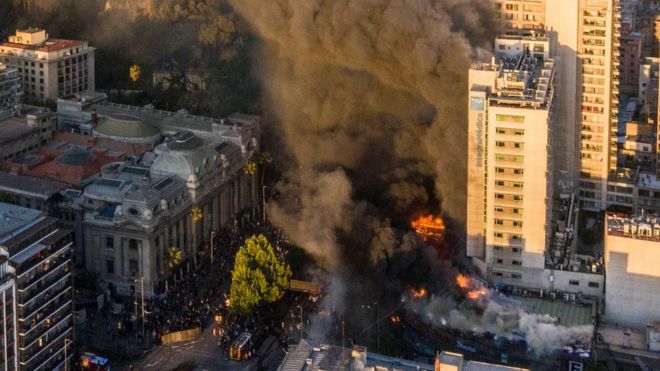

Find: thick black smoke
<box><xmin>228</xmin><ymin>0</ymin><xmax>498</xmax><ymax>341</ymax></box>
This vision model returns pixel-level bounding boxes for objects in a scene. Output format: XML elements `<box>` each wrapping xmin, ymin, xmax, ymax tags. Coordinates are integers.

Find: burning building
<box><xmin>411</xmin><ymin>215</ymin><xmax>446</xmax><ymax>241</ymax></box>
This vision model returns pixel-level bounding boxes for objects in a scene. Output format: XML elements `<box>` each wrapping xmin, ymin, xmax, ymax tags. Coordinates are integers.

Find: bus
<box><xmin>229</xmin><ymin>332</ymin><xmax>254</xmax><ymax>361</ymax></box>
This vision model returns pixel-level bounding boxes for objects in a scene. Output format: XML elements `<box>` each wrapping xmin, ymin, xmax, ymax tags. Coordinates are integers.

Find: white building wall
<box><xmin>605</xmin><ymin>232</ymin><xmax>660</xmax><ymax>328</ymax></box>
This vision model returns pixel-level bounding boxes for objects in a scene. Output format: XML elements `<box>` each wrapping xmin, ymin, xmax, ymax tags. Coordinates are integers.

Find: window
<box><xmin>512</xmin><ymin>247</ymin><xmax>520</xmax><ymax>253</ymax></box>
<box><xmin>513</xmin><ymin>195</ymin><xmax>523</xmax><ymax>201</ymax></box>
<box><xmin>496</xmin><ymin>167</ymin><xmax>505</xmax><ymax>173</ymax></box>
<box><xmin>494</xmin><ymin>245</ymin><xmax>504</xmax><ymax>251</ymax></box>
<box><xmin>588</xmin><ymin>282</ymin><xmax>599</xmax><ymax>288</ymax></box>
<box><xmin>513</xmin><ymin>208</ymin><xmax>522</xmax><ymax>215</ymax></box>
<box><xmin>569</xmin><ymin>280</ymin><xmax>579</xmax><ymax>286</ymax></box>
<box><xmin>495</xmin><ymin>180</ymin><xmax>505</xmax><ymax>186</ymax></box>
<box><xmin>129</xmin><ymin>259</ymin><xmax>138</xmax><ymax>274</ymax></box>
<box><xmin>512</xmin><ymin>221</ymin><xmax>523</xmax><ymax>227</ymax></box>
<box><xmin>511</xmin><ymin>273</ymin><xmax>522</xmax><ymax>279</ymax></box>
<box><xmin>495</xmin><ymin>219</ymin><xmax>504</xmax><ymax>225</ymax></box>
<box><xmin>106</xmin><ymin>260</ymin><xmax>114</xmax><ymax>274</ymax></box>
<box><xmin>496</xmin><ymin>259</ymin><xmax>504</xmax><ymax>264</ymax></box>
<box><xmin>129</xmin><ymin>239</ymin><xmax>139</xmax><ymax>250</ymax></box>
<box><xmin>513</xmin><ymin>182</ymin><xmax>523</xmax><ymax>188</ymax></box>
<box><xmin>514</xmin><ymin>169</ymin><xmax>524</xmax><ymax>175</ymax></box>
<box><xmin>496</xmin><ymin>141</ymin><xmax>505</xmax><ymax>147</ymax></box>
<box><xmin>494</xmin><ymin>272</ymin><xmax>503</xmax><ymax>277</ymax></box>
<box><xmin>512</xmin><ymin>260</ymin><xmax>522</xmax><ymax>266</ymax></box>
<box><xmin>494</xmin><ymin>207</ymin><xmax>504</xmax><ymax>213</ymax></box>
<box><xmin>494</xmin><ymin>232</ymin><xmax>504</xmax><ymax>238</ymax></box>
<box><xmin>105</xmin><ymin>237</ymin><xmax>114</xmax><ymax>249</ymax></box>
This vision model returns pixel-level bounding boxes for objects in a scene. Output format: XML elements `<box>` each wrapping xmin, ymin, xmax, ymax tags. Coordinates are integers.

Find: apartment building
<box><xmin>0</xmin><ymin>29</ymin><xmax>95</xmax><ymax>101</ymax></box>
<box><xmin>0</xmin><ymin>248</ymin><xmax>17</xmax><ymax>371</ymax></box>
<box><xmin>494</xmin><ymin>0</ymin><xmax>546</xmax><ymax>33</ymax></box>
<box><xmin>0</xmin><ymin>64</ymin><xmax>21</xmax><ymax>111</ymax></box>
<box><xmin>494</xmin><ymin>1</ymin><xmax>621</xmax><ymax>211</ymax></box>
<box><xmin>0</xmin><ymin>203</ymin><xmax>73</xmax><ymax>371</ymax></box>
<box><xmin>467</xmin><ymin>35</ymin><xmax>555</xmax><ymax>284</ymax></box>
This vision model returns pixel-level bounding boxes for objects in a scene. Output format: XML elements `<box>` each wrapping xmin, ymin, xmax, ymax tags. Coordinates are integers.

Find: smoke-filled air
<box><xmin>226</xmin><ymin>0</ymin><xmax>594</xmax><ymax>356</ymax></box>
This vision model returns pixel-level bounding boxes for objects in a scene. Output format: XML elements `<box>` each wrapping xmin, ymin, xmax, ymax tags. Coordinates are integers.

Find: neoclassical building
<box><xmin>56</xmin><ymin>93</ymin><xmax>260</xmax><ymax>296</ymax></box>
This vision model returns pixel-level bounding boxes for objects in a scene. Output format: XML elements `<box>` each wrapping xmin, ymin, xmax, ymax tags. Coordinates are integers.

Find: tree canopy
<box><xmin>230</xmin><ymin>234</ymin><xmax>291</xmax><ymax>315</ymax></box>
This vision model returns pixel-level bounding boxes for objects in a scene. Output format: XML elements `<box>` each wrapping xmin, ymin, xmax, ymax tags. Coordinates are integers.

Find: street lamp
<box><xmin>374</xmin><ymin>302</ymin><xmax>380</xmax><ymax>353</ymax></box>
<box><xmin>210</xmin><ymin>230</ymin><xmax>216</xmax><ymax>266</ymax></box>
<box><xmin>63</xmin><ymin>337</ymin><xmax>72</xmax><ymax>371</ymax></box>
<box><xmin>297</xmin><ymin>305</ymin><xmax>303</xmax><ymax>341</ymax></box>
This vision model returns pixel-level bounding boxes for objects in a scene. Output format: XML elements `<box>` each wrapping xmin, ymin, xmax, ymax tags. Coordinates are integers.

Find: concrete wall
<box><xmin>605</xmin><ymin>233</ymin><xmax>660</xmax><ymax>328</ymax></box>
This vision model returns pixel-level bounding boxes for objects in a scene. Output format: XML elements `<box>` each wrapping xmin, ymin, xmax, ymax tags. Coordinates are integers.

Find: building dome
<box><xmin>55</xmin><ymin>145</ymin><xmax>97</xmax><ymax>166</ymax></box>
<box><xmin>93</xmin><ymin>114</ymin><xmax>160</xmax><ymax>144</ymax></box>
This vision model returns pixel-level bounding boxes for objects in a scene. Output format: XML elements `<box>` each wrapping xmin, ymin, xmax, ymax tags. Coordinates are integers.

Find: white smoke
<box><xmin>409</xmin><ymin>293</ymin><xmax>593</xmax><ymax>355</ymax></box>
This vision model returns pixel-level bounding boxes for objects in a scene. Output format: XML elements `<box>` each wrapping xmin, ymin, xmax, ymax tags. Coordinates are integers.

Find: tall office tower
<box><xmin>467</xmin><ymin>36</ymin><xmax>555</xmax><ymax>284</ymax></box>
<box><xmin>0</xmin><ymin>29</ymin><xmax>95</xmax><ymax>101</ymax></box>
<box><xmin>494</xmin><ymin>0</ymin><xmax>621</xmax><ymax>211</ymax></box>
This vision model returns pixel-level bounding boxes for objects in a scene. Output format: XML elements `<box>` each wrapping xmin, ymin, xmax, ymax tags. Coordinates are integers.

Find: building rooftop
<box><xmin>0</xmin><ymin>171</ymin><xmax>68</xmax><ymax>200</ymax></box>
<box><xmin>519</xmin><ymin>298</ymin><xmax>593</xmax><ymax>327</ymax></box>
<box><xmin>607</xmin><ymin>213</ymin><xmax>660</xmax><ymax>242</ymax></box>
<box><xmin>471</xmin><ymin>36</ymin><xmax>554</xmax><ymax>109</ymax></box>
<box><xmin>0</xmin><ymin>38</ymin><xmax>84</xmax><ymax>52</ymax></box>
<box><xmin>93</xmin><ymin>114</ymin><xmax>160</xmax><ymax>142</ymax></box>
<box><xmin>439</xmin><ymin>351</ymin><xmax>528</xmax><ymax>371</ymax></box>
<box><xmin>0</xmin><ymin>202</ymin><xmax>43</xmax><ymax>243</ymax></box>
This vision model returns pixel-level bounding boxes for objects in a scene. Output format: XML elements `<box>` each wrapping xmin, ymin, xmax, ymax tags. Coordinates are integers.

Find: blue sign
<box><xmin>470</xmin><ymin>96</ymin><xmax>485</xmax><ymax>110</ymax></box>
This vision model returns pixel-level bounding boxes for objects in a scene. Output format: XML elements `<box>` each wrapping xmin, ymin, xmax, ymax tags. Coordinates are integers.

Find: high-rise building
<box><xmin>494</xmin><ymin>1</ymin><xmax>621</xmax><ymax>211</ymax></box>
<box><xmin>0</xmin><ymin>29</ymin><xmax>95</xmax><ymax>101</ymax></box>
<box><xmin>467</xmin><ymin>35</ymin><xmax>555</xmax><ymax>284</ymax></box>
<box><xmin>0</xmin><ymin>248</ymin><xmax>17</xmax><ymax>371</ymax></box>
<box><xmin>0</xmin><ymin>63</ymin><xmax>21</xmax><ymax>111</ymax></box>
<box><xmin>0</xmin><ymin>203</ymin><xmax>74</xmax><ymax>371</ymax></box>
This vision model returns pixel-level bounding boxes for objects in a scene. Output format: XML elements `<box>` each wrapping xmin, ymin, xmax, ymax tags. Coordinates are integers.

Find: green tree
<box><xmin>230</xmin><ymin>234</ymin><xmax>292</xmax><ymax>315</ymax></box>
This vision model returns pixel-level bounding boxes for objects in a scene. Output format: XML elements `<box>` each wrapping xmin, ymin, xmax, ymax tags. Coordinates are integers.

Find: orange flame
<box><xmin>456</xmin><ymin>273</ymin><xmax>471</xmax><ymax>289</ymax></box>
<box><xmin>411</xmin><ymin>214</ymin><xmax>445</xmax><ymax>238</ymax></box>
<box><xmin>390</xmin><ymin>315</ymin><xmax>401</xmax><ymax>323</ymax></box>
<box><xmin>456</xmin><ymin>273</ymin><xmax>489</xmax><ymax>300</ymax></box>
<box><xmin>410</xmin><ymin>287</ymin><xmax>427</xmax><ymax>299</ymax></box>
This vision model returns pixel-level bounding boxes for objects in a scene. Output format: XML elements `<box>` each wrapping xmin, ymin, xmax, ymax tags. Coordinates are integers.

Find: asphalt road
<box><xmin>126</xmin><ymin>326</ymin><xmax>258</xmax><ymax>371</ymax></box>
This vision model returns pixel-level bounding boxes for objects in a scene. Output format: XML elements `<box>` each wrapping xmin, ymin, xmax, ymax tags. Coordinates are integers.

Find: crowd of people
<box><xmin>143</xmin><ymin>211</ymin><xmax>294</xmax><ymax>345</ymax></box>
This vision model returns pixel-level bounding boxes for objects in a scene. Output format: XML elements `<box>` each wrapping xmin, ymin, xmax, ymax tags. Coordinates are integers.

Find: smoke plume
<box><xmin>228</xmin><ymin>0</ymin><xmax>498</xmax><ymax>343</ymax></box>
<box><xmin>409</xmin><ymin>293</ymin><xmax>593</xmax><ymax>355</ymax></box>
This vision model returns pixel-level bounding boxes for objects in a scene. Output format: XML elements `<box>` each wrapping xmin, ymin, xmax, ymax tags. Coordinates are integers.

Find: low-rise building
<box><xmin>0</xmin><ymin>63</ymin><xmax>21</xmax><ymax>112</ymax></box>
<box><xmin>0</xmin><ymin>203</ymin><xmax>73</xmax><ymax>371</ymax></box>
<box><xmin>604</xmin><ymin>213</ymin><xmax>660</xmax><ymax>328</ymax></box>
<box><xmin>0</xmin><ymin>106</ymin><xmax>54</xmax><ymax>162</ymax></box>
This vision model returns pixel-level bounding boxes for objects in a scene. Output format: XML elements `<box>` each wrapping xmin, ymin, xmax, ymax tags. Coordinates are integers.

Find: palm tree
<box><xmin>164</xmin><ymin>246</ymin><xmax>183</xmax><ymax>273</ymax></box>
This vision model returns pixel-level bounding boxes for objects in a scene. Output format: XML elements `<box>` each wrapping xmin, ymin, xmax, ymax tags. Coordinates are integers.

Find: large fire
<box><xmin>456</xmin><ymin>273</ymin><xmax>489</xmax><ymax>300</ymax></box>
<box><xmin>410</xmin><ymin>287</ymin><xmax>428</xmax><ymax>299</ymax></box>
<box><xmin>411</xmin><ymin>214</ymin><xmax>445</xmax><ymax>240</ymax></box>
